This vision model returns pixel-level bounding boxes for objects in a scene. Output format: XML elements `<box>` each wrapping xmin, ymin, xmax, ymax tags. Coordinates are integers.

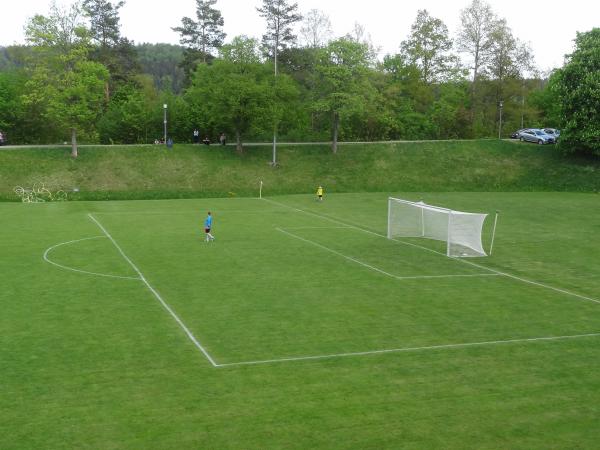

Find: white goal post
<box><xmin>387</xmin><ymin>197</ymin><xmax>492</xmax><ymax>257</ymax></box>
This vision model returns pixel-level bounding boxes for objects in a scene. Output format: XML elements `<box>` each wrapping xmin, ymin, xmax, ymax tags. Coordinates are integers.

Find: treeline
<box><xmin>0</xmin><ymin>0</ymin><xmax>597</xmax><ymax>156</ymax></box>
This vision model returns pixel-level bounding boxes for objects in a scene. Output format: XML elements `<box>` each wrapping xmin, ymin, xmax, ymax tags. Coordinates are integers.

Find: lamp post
<box><xmin>521</xmin><ymin>96</ymin><xmax>525</xmax><ymax>129</ymax></box>
<box><xmin>163</xmin><ymin>104</ymin><xmax>168</xmax><ymax>143</ymax></box>
<box><xmin>521</xmin><ymin>81</ymin><xmax>525</xmax><ymax>129</ymax></box>
<box><xmin>271</xmin><ymin>55</ymin><xmax>278</xmax><ymax>167</ymax></box>
<box><xmin>498</xmin><ymin>101</ymin><xmax>504</xmax><ymax>139</ymax></box>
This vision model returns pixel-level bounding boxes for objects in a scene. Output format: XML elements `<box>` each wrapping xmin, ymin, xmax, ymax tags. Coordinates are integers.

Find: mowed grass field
<box><xmin>1</xmin><ymin>192</ymin><xmax>600</xmax><ymax>449</ymax></box>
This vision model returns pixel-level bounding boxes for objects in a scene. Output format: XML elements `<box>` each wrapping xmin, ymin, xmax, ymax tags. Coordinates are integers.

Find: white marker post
<box><xmin>489</xmin><ymin>211</ymin><xmax>500</xmax><ymax>256</ymax></box>
<box><xmin>259</xmin><ymin>180</ymin><xmax>263</xmax><ymax>199</ymax></box>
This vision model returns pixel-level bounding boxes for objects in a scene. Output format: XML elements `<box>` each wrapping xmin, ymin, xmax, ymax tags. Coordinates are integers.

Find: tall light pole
<box><xmin>498</xmin><ymin>101</ymin><xmax>504</xmax><ymax>139</ymax></box>
<box><xmin>163</xmin><ymin>104</ymin><xmax>168</xmax><ymax>143</ymax></box>
<box><xmin>521</xmin><ymin>81</ymin><xmax>525</xmax><ymax>129</ymax></box>
<box><xmin>271</xmin><ymin>44</ymin><xmax>278</xmax><ymax>167</ymax></box>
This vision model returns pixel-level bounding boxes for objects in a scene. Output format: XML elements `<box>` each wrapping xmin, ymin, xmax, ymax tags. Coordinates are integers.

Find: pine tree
<box><xmin>172</xmin><ymin>0</ymin><xmax>226</xmax><ymax>64</ymax></box>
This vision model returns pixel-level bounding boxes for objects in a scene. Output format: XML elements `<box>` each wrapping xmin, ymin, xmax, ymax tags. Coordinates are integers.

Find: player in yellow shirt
<box><xmin>316</xmin><ymin>186</ymin><xmax>323</xmax><ymax>201</ymax></box>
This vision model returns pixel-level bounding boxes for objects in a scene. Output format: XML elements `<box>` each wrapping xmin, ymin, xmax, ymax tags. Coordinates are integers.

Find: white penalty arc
<box><xmin>43</xmin><ymin>236</ymin><xmax>141</xmax><ymax>281</ymax></box>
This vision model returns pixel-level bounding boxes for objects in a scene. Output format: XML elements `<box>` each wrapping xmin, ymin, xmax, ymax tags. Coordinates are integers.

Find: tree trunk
<box><xmin>236</xmin><ymin>128</ymin><xmax>243</xmax><ymax>153</ymax></box>
<box><xmin>71</xmin><ymin>128</ymin><xmax>78</xmax><ymax>158</ymax></box>
<box><xmin>332</xmin><ymin>111</ymin><xmax>339</xmax><ymax>154</ymax></box>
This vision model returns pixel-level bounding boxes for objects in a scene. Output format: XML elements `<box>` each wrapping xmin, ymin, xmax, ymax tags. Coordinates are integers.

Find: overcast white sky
<box><xmin>1</xmin><ymin>0</ymin><xmax>597</xmax><ymax>71</ymax></box>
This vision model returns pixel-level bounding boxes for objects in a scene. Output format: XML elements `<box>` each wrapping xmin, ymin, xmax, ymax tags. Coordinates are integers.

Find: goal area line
<box><xmin>215</xmin><ymin>332</ymin><xmax>600</xmax><ymax>367</ymax></box>
<box><xmin>277</xmin><ymin>227</ymin><xmax>497</xmax><ymax>280</ymax></box>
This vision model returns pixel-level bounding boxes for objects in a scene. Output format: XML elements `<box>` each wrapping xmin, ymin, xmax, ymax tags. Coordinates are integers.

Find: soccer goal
<box><xmin>387</xmin><ymin>197</ymin><xmax>494</xmax><ymax>257</ymax></box>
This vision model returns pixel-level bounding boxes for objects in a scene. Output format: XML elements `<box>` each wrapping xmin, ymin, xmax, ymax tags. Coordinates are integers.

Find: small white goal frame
<box><xmin>387</xmin><ymin>197</ymin><xmax>492</xmax><ymax>258</ymax></box>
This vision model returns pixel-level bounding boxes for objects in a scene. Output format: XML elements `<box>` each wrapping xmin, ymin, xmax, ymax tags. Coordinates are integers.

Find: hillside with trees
<box><xmin>0</xmin><ymin>0</ymin><xmax>598</xmax><ymax>157</ymax></box>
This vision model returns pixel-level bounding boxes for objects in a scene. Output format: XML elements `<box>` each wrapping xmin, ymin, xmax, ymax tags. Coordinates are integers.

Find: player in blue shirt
<box><xmin>204</xmin><ymin>211</ymin><xmax>215</xmax><ymax>242</ymax></box>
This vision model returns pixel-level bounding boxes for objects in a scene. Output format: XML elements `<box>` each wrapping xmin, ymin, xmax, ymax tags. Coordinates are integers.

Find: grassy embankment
<box><xmin>0</xmin><ymin>140</ymin><xmax>598</xmax><ymax>201</ymax></box>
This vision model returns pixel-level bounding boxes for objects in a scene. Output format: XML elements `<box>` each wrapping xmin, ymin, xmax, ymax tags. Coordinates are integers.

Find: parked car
<box><xmin>510</xmin><ymin>129</ymin><xmax>527</xmax><ymax>139</ymax></box>
<box><xmin>543</xmin><ymin>128</ymin><xmax>560</xmax><ymax>140</ymax></box>
<box><xmin>519</xmin><ymin>128</ymin><xmax>556</xmax><ymax>145</ymax></box>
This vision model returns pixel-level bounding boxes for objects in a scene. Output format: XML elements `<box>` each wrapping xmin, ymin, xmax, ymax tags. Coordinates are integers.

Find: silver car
<box><xmin>543</xmin><ymin>128</ymin><xmax>560</xmax><ymax>140</ymax></box>
<box><xmin>519</xmin><ymin>129</ymin><xmax>555</xmax><ymax>145</ymax></box>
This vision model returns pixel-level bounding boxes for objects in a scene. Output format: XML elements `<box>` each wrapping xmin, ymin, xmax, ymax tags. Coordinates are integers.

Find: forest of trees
<box><xmin>0</xmin><ymin>0</ymin><xmax>597</xmax><ymax>156</ymax></box>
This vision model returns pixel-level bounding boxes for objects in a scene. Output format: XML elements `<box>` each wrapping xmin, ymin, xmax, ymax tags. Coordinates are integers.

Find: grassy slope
<box><xmin>0</xmin><ymin>140</ymin><xmax>598</xmax><ymax>201</ymax></box>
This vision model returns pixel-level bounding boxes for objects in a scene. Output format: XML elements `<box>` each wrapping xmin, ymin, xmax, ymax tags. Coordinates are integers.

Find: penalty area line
<box><xmin>215</xmin><ymin>332</ymin><xmax>600</xmax><ymax>367</ymax></box>
<box><xmin>263</xmin><ymin>198</ymin><xmax>600</xmax><ymax>306</ymax></box>
<box><xmin>87</xmin><ymin>213</ymin><xmax>218</xmax><ymax>367</ymax></box>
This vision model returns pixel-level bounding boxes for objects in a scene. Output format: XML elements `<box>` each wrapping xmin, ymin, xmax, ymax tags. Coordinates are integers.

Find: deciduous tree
<box><xmin>315</xmin><ymin>38</ymin><xmax>374</xmax><ymax>153</ymax></box>
<box><xmin>456</xmin><ymin>0</ymin><xmax>497</xmax><ymax>88</ymax></box>
<box><xmin>0</xmin><ymin>70</ymin><xmax>27</xmax><ymax>143</ymax></box>
<box><xmin>456</xmin><ymin>0</ymin><xmax>497</xmax><ymax>126</ymax></box>
<box><xmin>23</xmin><ymin>2</ymin><xmax>108</xmax><ymax>157</ymax></box>
<box><xmin>553</xmin><ymin>28</ymin><xmax>600</xmax><ymax>156</ymax></box>
<box><xmin>400</xmin><ymin>9</ymin><xmax>460</xmax><ymax>84</ymax></box>
<box><xmin>300</xmin><ymin>9</ymin><xmax>332</xmax><ymax>49</ymax></box>
<box><xmin>186</xmin><ymin>36</ymin><xmax>297</xmax><ymax>152</ymax></box>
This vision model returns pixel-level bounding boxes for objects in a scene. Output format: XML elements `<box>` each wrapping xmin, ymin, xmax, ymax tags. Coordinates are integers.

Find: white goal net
<box><xmin>387</xmin><ymin>197</ymin><xmax>488</xmax><ymax>257</ymax></box>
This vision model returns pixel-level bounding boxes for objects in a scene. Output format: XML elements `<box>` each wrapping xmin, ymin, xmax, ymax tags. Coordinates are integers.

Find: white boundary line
<box><xmin>73</xmin><ymin>202</ymin><xmax>599</xmax><ymax>370</ymax></box>
<box><xmin>93</xmin><ymin>209</ymin><xmax>289</xmax><ymax>216</ymax></box>
<box><xmin>43</xmin><ymin>236</ymin><xmax>141</xmax><ymax>281</ymax></box>
<box><xmin>88</xmin><ymin>213</ymin><xmax>218</xmax><ymax>367</ymax></box>
<box><xmin>263</xmin><ymin>198</ymin><xmax>600</xmax><ymax>306</ymax></box>
<box><xmin>277</xmin><ymin>227</ymin><xmax>498</xmax><ymax>280</ymax></box>
<box><xmin>282</xmin><ymin>226</ymin><xmax>353</xmax><ymax>230</ymax></box>
<box><xmin>453</xmin><ymin>258</ymin><xmax>600</xmax><ymax>305</ymax></box>
<box><xmin>216</xmin><ymin>332</ymin><xmax>600</xmax><ymax>367</ymax></box>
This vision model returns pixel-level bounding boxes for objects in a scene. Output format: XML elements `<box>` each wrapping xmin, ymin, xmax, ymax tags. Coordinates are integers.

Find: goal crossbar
<box><xmin>387</xmin><ymin>197</ymin><xmax>489</xmax><ymax>257</ymax></box>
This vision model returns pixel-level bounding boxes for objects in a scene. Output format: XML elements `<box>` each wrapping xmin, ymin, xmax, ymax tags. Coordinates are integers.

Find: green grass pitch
<box><xmin>1</xmin><ymin>192</ymin><xmax>599</xmax><ymax>449</ymax></box>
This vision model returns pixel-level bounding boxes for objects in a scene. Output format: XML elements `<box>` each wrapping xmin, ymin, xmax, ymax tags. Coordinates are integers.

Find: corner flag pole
<box><xmin>259</xmin><ymin>180</ymin><xmax>263</xmax><ymax>199</ymax></box>
<box><xmin>489</xmin><ymin>211</ymin><xmax>499</xmax><ymax>256</ymax></box>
